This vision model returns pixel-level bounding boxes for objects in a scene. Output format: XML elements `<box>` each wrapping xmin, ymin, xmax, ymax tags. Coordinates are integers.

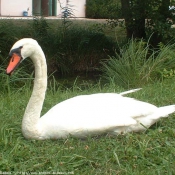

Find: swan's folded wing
<box><xmin>40</xmin><ymin>94</ymin><xmax>158</xmax><ymax>136</ymax></box>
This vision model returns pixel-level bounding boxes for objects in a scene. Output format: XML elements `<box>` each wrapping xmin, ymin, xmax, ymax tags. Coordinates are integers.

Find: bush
<box><xmin>0</xmin><ymin>17</ymin><xmax>116</xmax><ymax>76</ymax></box>
<box><xmin>28</xmin><ymin>17</ymin><xmax>116</xmax><ymax>75</ymax></box>
<box><xmin>86</xmin><ymin>0</ymin><xmax>121</xmax><ymax>19</ymax></box>
<box><xmin>101</xmin><ymin>39</ymin><xmax>175</xmax><ymax>88</ymax></box>
<box><xmin>0</xmin><ymin>20</ymin><xmax>26</xmax><ymax>64</ymax></box>
<box><xmin>55</xmin><ymin>27</ymin><xmax>115</xmax><ymax>73</ymax></box>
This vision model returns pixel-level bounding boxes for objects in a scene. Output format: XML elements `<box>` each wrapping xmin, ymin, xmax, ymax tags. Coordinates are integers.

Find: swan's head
<box><xmin>6</xmin><ymin>38</ymin><xmax>39</xmax><ymax>75</ymax></box>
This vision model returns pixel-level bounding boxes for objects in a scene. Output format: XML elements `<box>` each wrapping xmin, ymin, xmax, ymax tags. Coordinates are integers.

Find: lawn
<box><xmin>0</xmin><ymin>76</ymin><xmax>175</xmax><ymax>174</ymax></box>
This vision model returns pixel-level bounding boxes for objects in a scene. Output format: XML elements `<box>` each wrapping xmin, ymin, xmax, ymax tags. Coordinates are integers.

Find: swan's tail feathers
<box><xmin>119</xmin><ymin>88</ymin><xmax>142</xmax><ymax>96</ymax></box>
<box><xmin>157</xmin><ymin>105</ymin><xmax>175</xmax><ymax>118</ymax></box>
<box><xmin>150</xmin><ymin>105</ymin><xmax>175</xmax><ymax>120</ymax></box>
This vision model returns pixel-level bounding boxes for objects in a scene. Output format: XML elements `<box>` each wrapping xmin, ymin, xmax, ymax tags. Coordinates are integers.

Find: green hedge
<box><xmin>86</xmin><ymin>0</ymin><xmax>121</xmax><ymax>19</ymax></box>
<box><xmin>0</xmin><ymin>17</ymin><xmax>116</xmax><ymax>75</ymax></box>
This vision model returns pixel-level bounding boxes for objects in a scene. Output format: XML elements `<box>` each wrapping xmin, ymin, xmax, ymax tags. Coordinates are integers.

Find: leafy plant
<box><xmin>86</xmin><ymin>0</ymin><xmax>121</xmax><ymax>19</ymax></box>
<box><xmin>32</xmin><ymin>16</ymin><xmax>49</xmax><ymax>38</ymax></box>
<box><xmin>160</xmin><ymin>68</ymin><xmax>175</xmax><ymax>79</ymax></box>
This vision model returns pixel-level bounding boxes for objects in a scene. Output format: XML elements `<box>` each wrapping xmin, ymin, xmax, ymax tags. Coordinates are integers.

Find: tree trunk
<box><xmin>121</xmin><ymin>0</ymin><xmax>146</xmax><ymax>39</ymax></box>
<box><xmin>133</xmin><ymin>0</ymin><xmax>146</xmax><ymax>39</ymax></box>
<box><xmin>150</xmin><ymin>0</ymin><xmax>171</xmax><ymax>47</ymax></box>
<box><xmin>121</xmin><ymin>0</ymin><xmax>134</xmax><ymax>38</ymax></box>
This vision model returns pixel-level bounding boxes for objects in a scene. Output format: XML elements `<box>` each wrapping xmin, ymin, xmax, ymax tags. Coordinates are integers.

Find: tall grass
<box><xmin>101</xmin><ymin>39</ymin><xmax>175</xmax><ymax>88</ymax></box>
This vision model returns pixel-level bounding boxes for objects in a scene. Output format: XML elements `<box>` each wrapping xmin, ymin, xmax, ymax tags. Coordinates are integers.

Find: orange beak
<box><xmin>6</xmin><ymin>53</ymin><xmax>22</xmax><ymax>75</ymax></box>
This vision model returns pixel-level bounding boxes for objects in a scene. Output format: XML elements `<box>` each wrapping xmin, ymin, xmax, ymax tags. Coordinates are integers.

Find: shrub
<box><xmin>101</xmin><ymin>39</ymin><xmax>175</xmax><ymax>88</ymax></box>
<box><xmin>0</xmin><ymin>17</ymin><xmax>116</xmax><ymax>76</ymax></box>
<box><xmin>86</xmin><ymin>0</ymin><xmax>121</xmax><ymax>19</ymax></box>
<box><xmin>28</xmin><ymin>17</ymin><xmax>116</xmax><ymax>75</ymax></box>
<box><xmin>0</xmin><ymin>20</ymin><xmax>24</xmax><ymax>64</ymax></box>
<box><xmin>49</xmin><ymin>26</ymin><xmax>116</xmax><ymax>74</ymax></box>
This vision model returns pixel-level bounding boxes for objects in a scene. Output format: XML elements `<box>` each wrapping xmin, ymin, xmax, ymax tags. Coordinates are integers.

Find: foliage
<box><xmin>29</xmin><ymin>17</ymin><xmax>115</xmax><ymax>75</ymax></box>
<box><xmin>144</xmin><ymin>0</ymin><xmax>175</xmax><ymax>44</ymax></box>
<box><xmin>0</xmin><ymin>20</ymin><xmax>27</xmax><ymax>65</ymax></box>
<box><xmin>101</xmin><ymin>39</ymin><xmax>175</xmax><ymax>88</ymax></box>
<box><xmin>31</xmin><ymin>16</ymin><xmax>50</xmax><ymax>39</ymax></box>
<box><xmin>0</xmin><ymin>18</ymin><xmax>116</xmax><ymax>76</ymax></box>
<box><xmin>106</xmin><ymin>0</ymin><xmax>175</xmax><ymax>44</ymax></box>
<box><xmin>86</xmin><ymin>0</ymin><xmax>121</xmax><ymax>19</ymax></box>
<box><xmin>160</xmin><ymin>68</ymin><xmax>175</xmax><ymax>79</ymax></box>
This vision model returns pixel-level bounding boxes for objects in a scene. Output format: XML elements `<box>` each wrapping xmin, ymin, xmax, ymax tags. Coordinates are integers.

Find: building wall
<box><xmin>1</xmin><ymin>0</ymin><xmax>32</xmax><ymax>16</ymax></box>
<box><xmin>0</xmin><ymin>0</ymin><xmax>86</xmax><ymax>17</ymax></box>
<box><xmin>73</xmin><ymin>0</ymin><xmax>86</xmax><ymax>17</ymax></box>
<box><xmin>33</xmin><ymin>0</ymin><xmax>41</xmax><ymax>15</ymax></box>
<box><xmin>57</xmin><ymin>0</ymin><xmax>86</xmax><ymax>18</ymax></box>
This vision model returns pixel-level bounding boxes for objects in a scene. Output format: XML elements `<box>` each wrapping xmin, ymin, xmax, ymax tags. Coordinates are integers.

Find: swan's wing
<box><xmin>39</xmin><ymin>93</ymin><xmax>158</xmax><ymax>137</ymax></box>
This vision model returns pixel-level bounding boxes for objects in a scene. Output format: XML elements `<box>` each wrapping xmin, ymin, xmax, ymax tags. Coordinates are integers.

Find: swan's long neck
<box><xmin>22</xmin><ymin>46</ymin><xmax>47</xmax><ymax>139</ymax></box>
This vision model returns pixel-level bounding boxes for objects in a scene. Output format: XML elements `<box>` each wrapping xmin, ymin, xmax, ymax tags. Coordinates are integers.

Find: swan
<box><xmin>6</xmin><ymin>38</ymin><xmax>175</xmax><ymax>140</ymax></box>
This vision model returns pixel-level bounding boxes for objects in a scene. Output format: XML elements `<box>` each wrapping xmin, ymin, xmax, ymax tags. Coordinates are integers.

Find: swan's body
<box><xmin>6</xmin><ymin>38</ymin><xmax>175</xmax><ymax>140</ymax></box>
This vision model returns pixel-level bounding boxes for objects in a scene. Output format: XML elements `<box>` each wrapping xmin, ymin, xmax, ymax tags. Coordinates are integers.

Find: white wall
<box><xmin>57</xmin><ymin>0</ymin><xmax>66</xmax><ymax>17</ymax></box>
<box><xmin>72</xmin><ymin>0</ymin><xmax>86</xmax><ymax>17</ymax></box>
<box><xmin>1</xmin><ymin>0</ymin><xmax>32</xmax><ymax>16</ymax></box>
<box><xmin>0</xmin><ymin>0</ymin><xmax>86</xmax><ymax>17</ymax></box>
<box><xmin>57</xmin><ymin>0</ymin><xmax>86</xmax><ymax>18</ymax></box>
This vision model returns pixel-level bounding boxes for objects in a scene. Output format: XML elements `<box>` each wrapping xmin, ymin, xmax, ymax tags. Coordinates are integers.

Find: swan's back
<box><xmin>38</xmin><ymin>93</ymin><xmax>171</xmax><ymax>139</ymax></box>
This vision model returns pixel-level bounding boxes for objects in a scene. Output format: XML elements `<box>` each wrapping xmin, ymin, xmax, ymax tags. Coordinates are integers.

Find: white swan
<box><xmin>6</xmin><ymin>38</ymin><xmax>175</xmax><ymax>140</ymax></box>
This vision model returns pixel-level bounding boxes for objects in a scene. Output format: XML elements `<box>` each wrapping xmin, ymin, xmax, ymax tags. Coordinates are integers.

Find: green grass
<box><xmin>0</xmin><ymin>76</ymin><xmax>175</xmax><ymax>174</ymax></box>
